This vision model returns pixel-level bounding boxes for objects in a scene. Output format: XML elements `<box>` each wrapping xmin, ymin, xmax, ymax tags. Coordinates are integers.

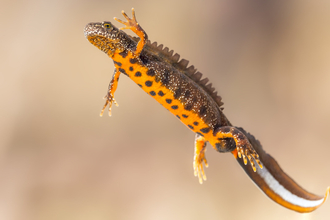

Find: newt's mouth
<box><xmin>84</xmin><ymin>23</ymin><xmax>103</xmax><ymax>38</ymax></box>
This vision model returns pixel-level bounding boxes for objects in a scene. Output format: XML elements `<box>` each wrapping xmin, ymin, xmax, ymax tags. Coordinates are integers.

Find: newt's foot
<box><xmin>236</xmin><ymin>143</ymin><xmax>263</xmax><ymax>172</ymax></box>
<box><xmin>194</xmin><ymin>134</ymin><xmax>208</xmax><ymax>184</ymax></box>
<box><xmin>100</xmin><ymin>91</ymin><xmax>118</xmax><ymax>117</ymax></box>
<box><xmin>194</xmin><ymin>150</ymin><xmax>208</xmax><ymax>184</ymax></box>
<box><xmin>214</xmin><ymin>126</ymin><xmax>263</xmax><ymax>172</ymax></box>
<box><xmin>114</xmin><ymin>8</ymin><xmax>141</xmax><ymax>32</ymax></box>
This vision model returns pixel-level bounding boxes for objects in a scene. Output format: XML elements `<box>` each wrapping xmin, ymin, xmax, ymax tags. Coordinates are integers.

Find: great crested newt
<box><xmin>84</xmin><ymin>8</ymin><xmax>329</xmax><ymax>212</ymax></box>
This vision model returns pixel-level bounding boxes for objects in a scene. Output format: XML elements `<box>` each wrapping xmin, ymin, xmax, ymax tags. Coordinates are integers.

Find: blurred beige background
<box><xmin>1</xmin><ymin>0</ymin><xmax>330</xmax><ymax>219</ymax></box>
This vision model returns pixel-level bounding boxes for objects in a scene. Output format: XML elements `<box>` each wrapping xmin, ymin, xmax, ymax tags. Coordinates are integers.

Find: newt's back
<box><xmin>132</xmin><ymin>39</ymin><xmax>226</xmax><ymax>133</ymax></box>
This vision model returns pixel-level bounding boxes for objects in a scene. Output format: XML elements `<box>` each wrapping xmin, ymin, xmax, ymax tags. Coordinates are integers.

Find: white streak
<box><xmin>256</xmin><ymin>165</ymin><xmax>324</xmax><ymax>208</ymax></box>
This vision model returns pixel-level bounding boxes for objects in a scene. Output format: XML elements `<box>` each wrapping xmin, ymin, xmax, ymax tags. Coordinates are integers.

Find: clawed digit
<box><xmin>114</xmin><ymin>8</ymin><xmax>147</xmax><ymax>57</ymax></box>
<box><xmin>100</xmin><ymin>92</ymin><xmax>118</xmax><ymax>117</ymax></box>
<box><xmin>193</xmin><ymin>154</ymin><xmax>208</xmax><ymax>184</ymax></box>
<box><xmin>114</xmin><ymin>8</ymin><xmax>139</xmax><ymax>31</ymax></box>
<box><xmin>237</xmin><ymin>144</ymin><xmax>263</xmax><ymax>172</ymax></box>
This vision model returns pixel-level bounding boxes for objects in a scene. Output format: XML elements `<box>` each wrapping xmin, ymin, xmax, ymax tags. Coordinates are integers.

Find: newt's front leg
<box><xmin>114</xmin><ymin>8</ymin><xmax>148</xmax><ymax>57</ymax></box>
<box><xmin>100</xmin><ymin>68</ymin><xmax>120</xmax><ymax>116</ymax></box>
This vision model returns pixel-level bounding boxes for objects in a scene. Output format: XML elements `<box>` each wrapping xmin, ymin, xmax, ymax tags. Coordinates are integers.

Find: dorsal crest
<box><xmin>131</xmin><ymin>37</ymin><xmax>223</xmax><ymax>107</ymax></box>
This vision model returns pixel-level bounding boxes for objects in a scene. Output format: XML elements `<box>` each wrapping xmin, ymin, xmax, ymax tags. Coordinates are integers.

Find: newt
<box><xmin>84</xmin><ymin>8</ymin><xmax>329</xmax><ymax>212</ymax></box>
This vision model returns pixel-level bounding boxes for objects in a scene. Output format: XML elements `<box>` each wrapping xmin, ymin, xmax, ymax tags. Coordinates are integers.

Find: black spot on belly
<box><xmin>113</xmin><ymin>61</ymin><xmax>122</xmax><ymax>66</ymax></box>
<box><xmin>171</xmin><ymin>105</ymin><xmax>178</xmax><ymax>110</ymax></box>
<box><xmin>137</xmin><ymin>84</ymin><xmax>142</xmax><ymax>87</ymax></box>
<box><xmin>119</xmin><ymin>68</ymin><xmax>128</xmax><ymax>76</ymax></box>
<box><xmin>149</xmin><ymin>91</ymin><xmax>156</xmax><ymax>96</ymax></box>
<box><xmin>130</xmin><ymin>58</ymin><xmax>138</xmax><ymax>64</ymax></box>
<box><xmin>176</xmin><ymin>115</ymin><xmax>181</xmax><ymax>119</ymax></box>
<box><xmin>193</xmin><ymin>121</ymin><xmax>199</xmax><ymax>126</ymax></box>
<box><xmin>145</xmin><ymin>81</ymin><xmax>153</xmax><ymax>87</ymax></box>
<box><xmin>135</xmin><ymin>71</ymin><xmax>142</xmax><ymax>77</ymax></box>
<box><xmin>166</xmin><ymin>99</ymin><xmax>172</xmax><ymax>104</ymax></box>
<box><xmin>129</xmin><ymin>66</ymin><xmax>133</xmax><ymax>71</ymax></box>
<box><xmin>188</xmin><ymin>125</ymin><xmax>194</xmax><ymax>130</ymax></box>
<box><xmin>200</xmin><ymin>128</ymin><xmax>211</xmax><ymax>134</ymax></box>
<box><xmin>182</xmin><ymin>114</ymin><xmax>188</xmax><ymax>118</ymax></box>
<box><xmin>119</xmin><ymin>51</ymin><xmax>127</xmax><ymax>58</ymax></box>
<box><xmin>196</xmin><ymin>132</ymin><xmax>204</xmax><ymax>137</ymax></box>
<box><xmin>158</xmin><ymin>91</ymin><xmax>165</xmax><ymax>96</ymax></box>
<box><xmin>147</xmin><ymin>69</ymin><xmax>155</xmax><ymax>76</ymax></box>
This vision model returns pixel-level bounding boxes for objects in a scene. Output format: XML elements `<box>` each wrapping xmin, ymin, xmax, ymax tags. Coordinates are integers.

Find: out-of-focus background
<box><xmin>1</xmin><ymin>0</ymin><xmax>330</xmax><ymax>219</ymax></box>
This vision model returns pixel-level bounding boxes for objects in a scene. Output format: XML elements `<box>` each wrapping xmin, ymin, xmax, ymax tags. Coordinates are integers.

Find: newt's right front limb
<box><xmin>114</xmin><ymin>8</ymin><xmax>148</xmax><ymax>57</ymax></box>
<box><xmin>100</xmin><ymin>68</ymin><xmax>121</xmax><ymax>116</ymax></box>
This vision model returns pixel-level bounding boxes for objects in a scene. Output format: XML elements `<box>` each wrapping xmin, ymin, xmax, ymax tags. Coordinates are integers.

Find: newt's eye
<box><xmin>104</xmin><ymin>23</ymin><xmax>111</xmax><ymax>28</ymax></box>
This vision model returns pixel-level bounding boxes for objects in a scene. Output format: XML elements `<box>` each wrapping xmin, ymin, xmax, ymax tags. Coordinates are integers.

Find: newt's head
<box><xmin>84</xmin><ymin>21</ymin><xmax>123</xmax><ymax>55</ymax></box>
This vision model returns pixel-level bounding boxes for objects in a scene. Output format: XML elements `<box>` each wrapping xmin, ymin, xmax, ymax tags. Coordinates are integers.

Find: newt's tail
<box><xmin>235</xmin><ymin>128</ymin><xmax>329</xmax><ymax>213</ymax></box>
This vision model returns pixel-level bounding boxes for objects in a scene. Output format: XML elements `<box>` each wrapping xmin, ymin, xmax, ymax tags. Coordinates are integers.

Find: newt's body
<box><xmin>84</xmin><ymin>9</ymin><xmax>329</xmax><ymax>213</ymax></box>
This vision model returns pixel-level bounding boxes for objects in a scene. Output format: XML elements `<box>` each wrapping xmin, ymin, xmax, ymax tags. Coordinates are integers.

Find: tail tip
<box><xmin>325</xmin><ymin>186</ymin><xmax>330</xmax><ymax>200</ymax></box>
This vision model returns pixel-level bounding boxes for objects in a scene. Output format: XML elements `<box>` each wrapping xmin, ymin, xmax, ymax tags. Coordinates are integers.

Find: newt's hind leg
<box><xmin>100</xmin><ymin>68</ymin><xmax>120</xmax><ymax>117</ymax></box>
<box><xmin>213</xmin><ymin>126</ymin><xmax>263</xmax><ymax>172</ymax></box>
<box><xmin>114</xmin><ymin>8</ymin><xmax>148</xmax><ymax>57</ymax></box>
<box><xmin>194</xmin><ymin>134</ymin><xmax>208</xmax><ymax>184</ymax></box>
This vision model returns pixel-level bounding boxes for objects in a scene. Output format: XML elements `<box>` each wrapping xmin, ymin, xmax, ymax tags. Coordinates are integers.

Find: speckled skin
<box><xmin>84</xmin><ymin>9</ymin><xmax>262</xmax><ymax>183</ymax></box>
<box><xmin>84</xmin><ymin>10</ymin><xmax>330</xmax><ymax>212</ymax></box>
